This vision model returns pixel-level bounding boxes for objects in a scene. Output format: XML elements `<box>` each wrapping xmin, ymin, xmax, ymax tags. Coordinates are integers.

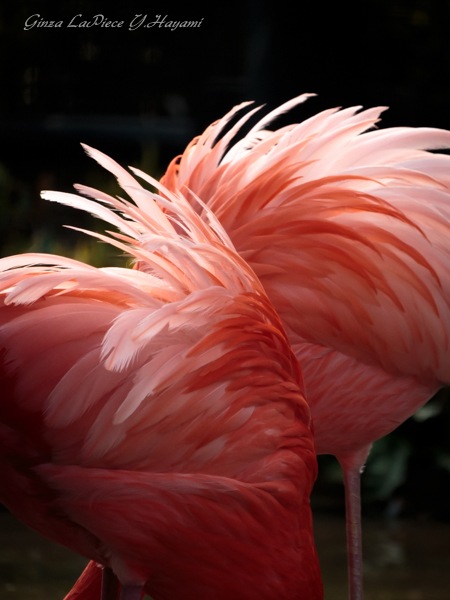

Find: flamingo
<box><xmin>156</xmin><ymin>94</ymin><xmax>450</xmax><ymax>600</ymax></box>
<box><xmin>0</xmin><ymin>147</ymin><xmax>323</xmax><ymax>600</ymax></box>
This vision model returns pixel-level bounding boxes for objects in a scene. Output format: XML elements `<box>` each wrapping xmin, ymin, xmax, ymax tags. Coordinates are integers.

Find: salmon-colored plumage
<box><xmin>159</xmin><ymin>95</ymin><xmax>450</xmax><ymax>599</ymax></box>
<box><xmin>161</xmin><ymin>95</ymin><xmax>450</xmax><ymax>426</ymax></box>
<box><xmin>0</xmin><ymin>148</ymin><xmax>322</xmax><ymax>599</ymax></box>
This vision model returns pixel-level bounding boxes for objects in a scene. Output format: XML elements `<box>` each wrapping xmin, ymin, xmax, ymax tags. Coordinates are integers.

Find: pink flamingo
<box><xmin>157</xmin><ymin>95</ymin><xmax>450</xmax><ymax>599</ymax></box>
<box><xmin>0</xmin><ymin>148</ymin><xmax>322</xmax><ymax>600</ymax></box>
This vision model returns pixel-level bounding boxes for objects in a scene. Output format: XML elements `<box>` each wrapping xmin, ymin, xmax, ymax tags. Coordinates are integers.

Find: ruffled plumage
<box><xmin>0</xmin><ymin>149</ymin><xmax>321</xmax><ymax>599</ymax></box>
<box><xmin>160</xmin><ymin>94</ymin><xmax>450</xmax><ymax>455</ymax></box>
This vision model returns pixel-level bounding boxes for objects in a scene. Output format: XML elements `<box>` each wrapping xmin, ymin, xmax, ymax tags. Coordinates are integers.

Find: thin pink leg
<box><xmin>338</xmin><ymin>444</ymin><xmax>371</xmax><ymax>600</ymax></box>
<box><xmin>342</xmin><ymin>464</ymin><xmax>363</xmax><ymax>600</ymax></box>
<box><xmin>101</xmin><ymin>568</ymin><xmax>121</xmax><ymax>600</ymax></box>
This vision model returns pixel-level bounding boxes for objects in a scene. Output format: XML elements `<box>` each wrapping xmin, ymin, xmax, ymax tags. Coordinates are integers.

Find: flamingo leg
<box><xmin>101</xmin><ymin>567</ymin><xmax>121</xmax><ymax>600</ymax></box>
<box><xmin>338</xmin><ymin>444</ymin><xmax>372</xmax><ymax>600</ymax></box>
<box><xmin>119</xmin><ymin>585</ymin><xmax>144</xmax><ymax>600</ymax></box>
<box><xmin>342</xmin><ymin>464</ymin><xmax>364</xmax><ymax>600</ymax></box>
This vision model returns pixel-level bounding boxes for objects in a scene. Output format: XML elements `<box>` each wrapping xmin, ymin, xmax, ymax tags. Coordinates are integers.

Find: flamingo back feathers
<box><xmin>0</xmin><ymin>148</ymin><xmax>321</xmax><ymax>596</ymax></box>
<box><xmin>160</xmin><ymin>97</ymin><xmax>450</xmax><ymax>385</ymax></box>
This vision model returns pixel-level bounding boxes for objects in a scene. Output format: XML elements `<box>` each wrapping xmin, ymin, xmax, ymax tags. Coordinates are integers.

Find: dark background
<box><xmin>1</xmin><ymin>0</ymin><xmax>450</xmax><ymax>520</ymax></box>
